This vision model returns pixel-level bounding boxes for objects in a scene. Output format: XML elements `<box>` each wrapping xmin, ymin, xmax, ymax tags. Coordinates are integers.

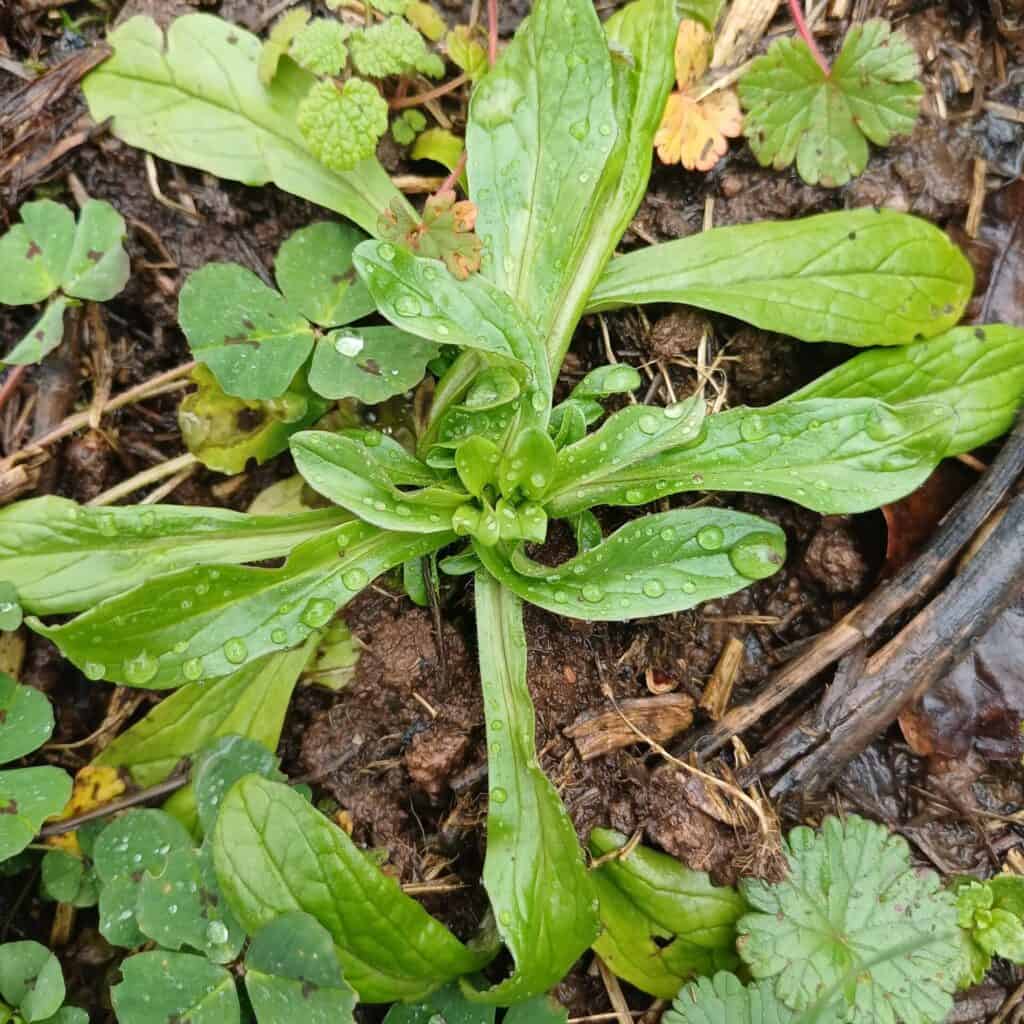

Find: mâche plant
<box><xmin>2</xmin><ymin>0</ymin><xmax>1024</xmax><ymax>1017</ymax></box>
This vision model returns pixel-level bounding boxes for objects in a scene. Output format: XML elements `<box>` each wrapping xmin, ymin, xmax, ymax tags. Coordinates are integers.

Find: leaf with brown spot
<box><xmin>379</xmin><ymin>189</ymin><xmax>483</xmax><ymax>281</ymax></box>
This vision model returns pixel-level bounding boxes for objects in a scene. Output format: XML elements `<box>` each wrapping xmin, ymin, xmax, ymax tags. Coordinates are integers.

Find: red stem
<box><xmin>787</xmin><ymin>0</ymin><xmax>830</xmax><ymax>75</ymax></box>
<box><xmin>0</xmin><ymin>365</ymin><xmax>28</xmax><ymax>414</ymax></box>
<box><xmin>487</xmin><ymin>0</ymin><xmax>498</xmax><ymax>65</ymax></box>
<box><xmin>390</xmin><ymin>71</ymin><xmax>470</xmax><ymax>109</ymax></box>
<box><xmin>438</xmin><ymin>150</ymin><xmax>468</xmax><ymax>193</ymax></box>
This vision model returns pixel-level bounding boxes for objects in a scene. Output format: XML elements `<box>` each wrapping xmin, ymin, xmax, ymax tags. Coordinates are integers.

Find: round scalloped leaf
<box><xmin>178</xmin><ymin>263</ymin><xmax>315</xmax><ymax>401</ymax></box>
<box><xmin>275</xmin><ymin>222</ymin><xmax>376</xmax><ymax>328</ymax></box>
<box><xmin>0</xmin><ymin>201</ymin><xmax>73</xmax><ymax>304</ymax></box>
<box><xmin>2</xmin><ymin>297</ymin><xmax>69</xmax><ymax>367</ymax></box>
<box><xmin>245</xmin><ymin>911</ymin><xmax>357</xmax><ymax>1022</ymax></box>
<box><xmin>297</xmin><ymin>78</ymin><xmax>389</xmax><ymax>174</ymax></box>
<box><xmin>665</xmin><ymin>972</ymin><xmax>817</xmax><ymax>1024</ymax></box>
<box><xmin>738</xmin><ymin>815</ymin><xmax>959</xmax><ymax>1024</ymax></box>
<box><xmin>289</xmin><ymin>17</ymin><xmax>351</xmax><ymax>75</ymax></box>
<box><xmin>0</xmin><ymin>940</ymin><xmax>66</xmax><ymax>1022</ymax></box>
<box><xmin>310</xmin><ymin>327</ymin><xmax>437</xmax><ymax>403</ymax></box>
<box><xmin>0</xmin><ymin>767</ymin><xmax>71</xmax><ymax>863</ymax></box>
<box><xmin>111</xmin><ymin>951</ymin><xmax>240</xmax><ymax>1024</ymax></box>
<box><xmin>193</xmin><ymin>734</ymin><xmax>283</xmax><ymax>837</ymax></box>
<box><xmin>0</xmin><ymin>671</ymin><xmax>54</xmax><ymax>762</ymax></box>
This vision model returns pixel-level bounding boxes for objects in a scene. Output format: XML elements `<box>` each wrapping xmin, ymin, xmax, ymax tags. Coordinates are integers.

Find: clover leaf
<box><xmin>739</xmin><ymin>19</ymin><xmax>922</xmax><ymax>186</ymax></box>
<box><xmin>0</xmin><ymin>199</ymin><xmax>129</xmax><ymax>366</ymax></box>
<box><xmin>738</xmin><ymin>815</ymin><xmax>960</xmax><ymax>1024</ymax></box>
<box><xmin>179</xmin><ymin>221</ymin><xmax>435</xmax><ymax>405</ymax></box>
<box><xmin>0</xmin><ymin>940</ymin><xmax>86</xmax><ymax>1024</ymax></box>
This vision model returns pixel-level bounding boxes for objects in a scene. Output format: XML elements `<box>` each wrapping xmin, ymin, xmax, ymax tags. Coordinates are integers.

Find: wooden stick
<box><xmin>692</xmin><ymin>411</ymin><xmax>1024</xmax><ymax>762</ymax></box>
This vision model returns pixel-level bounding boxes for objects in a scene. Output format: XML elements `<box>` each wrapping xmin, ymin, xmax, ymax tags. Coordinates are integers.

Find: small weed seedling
<box><xmin>3</xmin><ymin>0</ymin><xmax>1024</xmax><ymax>1017</ymax></box>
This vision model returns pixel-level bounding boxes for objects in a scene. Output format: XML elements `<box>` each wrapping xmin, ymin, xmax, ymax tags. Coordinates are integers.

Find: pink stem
<box><xmin>788</xmin><ymin>0</ymin><xmax>830</xmax><ymax>75</ymax></box>
<box><xmin>0</xmin><ymin>365</ymin><xmax>28</xmax><ymax>414</ymax></box>
<box><xmin>439</xmin><ymin>151</ymin><xmax>468</xmax><ymax>194</ymax></box>
<box><xmin>487</xmin><ymin>0</ymin><xmax>498</xmax><ymax>65</ymax></box>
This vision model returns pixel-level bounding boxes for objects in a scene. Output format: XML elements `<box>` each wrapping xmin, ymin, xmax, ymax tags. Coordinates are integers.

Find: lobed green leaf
<box><xmin>587</xmin><ymin>209</ymin><xmax>973</xmax><ymax>347</ymax></box>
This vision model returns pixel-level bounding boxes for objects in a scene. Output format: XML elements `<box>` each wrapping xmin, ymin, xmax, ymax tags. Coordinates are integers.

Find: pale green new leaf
<box><xmin>0</xmin><ymin>496</ymin><xmax>348</xmax><ymax>614</ymax></box>
<box><xmin>738</xmin><ymin>815</ymin><xmax>960</xmax><ymax>1024</ymax></box>
<box><xmin>82</xmin><ymin>15</ymin><xmax>414</xmax><ymax>236</ymax></box>
<box><xmin>792</xmin><ymin>325</ymin><xmax>1024</xmax><ymax>455</ymax></box>
<box><xmin>245</xmin><ymin>912</ymin><xmax>358</xmax><ymax>1023</ymax></box>
<box><xmin>467</xmin><ymin>0</ymin><xmax>619</xmax><ymax>365</ymax></box>
<box><xmin>292</xmin><ymin>430</ymin><xmax>464</xmax><ymax>533</ymax></box>
<box><xmin>96</xmin><ymin>642</ymin><xmax>315</xmax><ymax>788</ymax></box>
<box><xmin>213</xmin><ymin>775</ymin><xmax>496</xmax><ymax>1002</ymax></box>
<box><xmin>31</xmin><ymin>521</ymin><xmax>452</xmax><ymax>688</ymax></box>
<box><xmin>588</xmin><ymin>209</ymin><xmax>973</xmax><ymax>347</ymax></box>
<box><xmin>475</xmin><ymin>510</ymin><xmax>785</xmax><ymax>622</ymax></box>
<box><xmin>111</xmin><ymin>952</ymin><xmax>240</xmax><ymax>1024</ymax></box>
<box><xmin>739</xmin><ymin>20</ymin><xmax>922</xmax><ymax>187</ymax></box>
<box><xmin>466</xmin><ymin>574</ymin><xmax>599</xmax><ymax>1004</ymax></box>
<box><xmin>589</xmin><ymin>828</ymin><xmax>746</xmax><ymax>998</ymax></box>
<box><xmin>547</xmin><ymin>398</ymin><xmax>956</xmax><ymax>518</ymax></box>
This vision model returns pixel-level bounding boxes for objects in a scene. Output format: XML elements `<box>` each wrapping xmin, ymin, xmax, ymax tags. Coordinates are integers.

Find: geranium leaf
<box><xmin>245</xmin><ymin>912</ymin><xmax>358</xmax><ymax>1023</ymax></box>
<box><xmin>791</xmin><ymin>325</ymin><xmax>1024</xmax><ymax>456</ymax></box>
<box><xmin>464</xmin><ymin>574</ymin><xmax>599</xmax><ymax>1004</ymax></box>
<box><xmin>310</xmin><ymin>327</ymin><xmax>438</xmax><ymax>404</ymax></box>
<box><xmin>111</xmin><ymin>952</ymin><xmax>240</xmax><ymax>1024</ymax></box>
<box><xmin>474</xmin><ymin>509</ymin><xmax>785</xmax><ymax>622</ymax></box>
<box><xmin>274</xmin><ymin>221</ymin><xmax>375</xmax><ymax>328</ymax></box>
<box><xmin>587</xmin><ymin>208</ymin><xmax>973</xmax><ymax>347</ymax></box>
<box><xmin>739</xmin><ymin>19</ymin><xmax>922</xmax><ymax>187</ymax></box>
<box><xmin>178</xmin><ymin>263</ymin><xmax>314</xmax><ymax>401</ymax></box>
<box><xmin>82</xmin><ymin>14</ymin><xmax>414</xmax><ymax>236</ymax></box>
<box><xmin>0</xmin><ymin>496</ymin><xmax>347</xmax><ymax>615</ymax></box>
<box><xmin>664</xmin><ymin>972</ymin><xmax>810</xmax><ymax>1024</ymax></box>
<box><xmin>738</xmin><ymin>815</ymin><xmax>960</xmax><ymax>1023</ymax></box>
<box><xmin>213</xmin><ymin>775</ymin><xmax>496</xmax><ymax>1002</ymax></box>
<box><xmin>180</xmin><ymin>365</ymin><xmax>330</xmax><ymax>475</ymax></box>
<box><xmin>31</xmin><ymin>522</ymin><xmax>451</xmax><ymax>688</ymax></box>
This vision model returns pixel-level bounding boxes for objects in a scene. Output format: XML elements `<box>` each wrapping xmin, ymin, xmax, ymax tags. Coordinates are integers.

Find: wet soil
<box><xmin>2</xmin><ymin>0</ymin><xmax>1024</xmax><ymax>1020</ymax></box>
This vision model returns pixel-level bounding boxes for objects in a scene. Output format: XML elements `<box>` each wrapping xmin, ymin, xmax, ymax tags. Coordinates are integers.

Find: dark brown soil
<box><xmin>2</xmin><ymin>0</ymin><xmax>1023</xmax><ymax>1020</ymax></box>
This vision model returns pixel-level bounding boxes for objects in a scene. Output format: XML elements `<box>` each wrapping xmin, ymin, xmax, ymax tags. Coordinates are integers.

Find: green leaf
<box><xmin>83</xmin><ymin>14</ymin><xmax>415</xmax><ymax>236</ymax></box>
<box><xmin>956</xmin><ymin>876</ymin><xmax>1024</xmax><ymax>970</ymax></box>
<box><xmin>675</xmin><ymin>0</ymin><xmax>726</xmax><ymax>29</ymax></box>
<box><xmin>547</xmin><ymin>397</ymin><xmax>705</xmax><ymax>511</ymax></box>
<box><xmin>0</xmin><ymin>768</ymin><xmax>71</xmax><ymax>864</ymax></box>
<box><xmin>193</xmin><ymin>735</ymin><xmax>283</xmax><ymax>836</ymax></box>
<box><xmin>298</xmin><ymin>78</ymin><xmax>390</xmax><ymax>174</ymax></box>
<box><xmin>111</xmin><ymin>952</ymin><xmax>240</xmax><ymax>1024</ymax></box>
<box><xmin>2</xmin><ymin>298</ymin><xmax>69</xmax><ymax>367</ymax></box>
<box><xmin>0</xmin><ymin>496</ymin><xmax>348</xmax><ymax>615</ymax></box>
<box><xmin>274</xmin><ymin>222</ymin><xmax>375</xmax><ymax>328</ymax></box>
<box><xmin>466</xmin><ymin>0</ymin><xmax>619</xmax><ymax>368</ymax></box>
<box><xmin>289</xmin><ymin>18</ymin><xmax>351</xmax><ymax>76</ymax></box>
<box><xmin>31</xmin><ymin>521</ymin><xmax>451</xmax><ymax>689</ymax></box>
<box><xmin>350</xmin><ymin>15</ymin><xmax>442</xmax><ymax>78</ymax></box>
<box><xmin>178</xmin><ymin>263</ymin><xmax>315</xmax><ymax>402</ymax></box>
<box><xmin>570</xmin><ymin>363</ymin><xmax>643</xmax><ymax>401</ymax></box>
<box><xmin>445</xmin><ymin>27</ymin><xmax>488</xmax><ymax>82</ymax></box>
<box><xmin>664</xmin><ymin>972</ymin><xmax>810</xmax><ymax>1024</ymax></box>
<box><xmin>0</xmin><ymin>672</ymin><xmax>54</xmax><ymax>762</ymax></box>
<box><xmin>0</xmin><ymin>941</ymin><xmax>65</xmax><ymax>1023</ymax></box>
<box><xmin>40</xmin><ymin>850</ymin><xmax>97</xmax><ymax>908</ymax></box>
<box><xmin>738</xmin><ymin>815</ymin><xmax>960</xmax><ymax>1024</ymax></box>
<box><xmin>589</xmin><ymin>828</ymin><xmax>746</xmax><ymax>998</ymax></box>
<box><xmin>382</xmin><ymin>984</ymin><xmax>495</xmax><ymax>1023</ymax></box>
<box><xmin>791</xmin><ymin>325</ymin><xmax>1024</xmax><ymax>456</ymax></box>
<box><xmin>588</xmin><ymin>209</ymin><xmax>973</xmax><ymax>347</ymax></box>
<box><xmin>739</xmin><ymin>19</ymin><xmax>922</xmax><ymax>187</ymax></box>
<box><xmin>411</xmin><ymin>127</ymin><xmax>465</xmax><ymax>170</ymax></box>
<box><xmin>0</xmin><ymin>199</ymin><xmax>128</xmax><ymax>307</ymax></box>
<box><xmin>93</xmin><ymin>808</ymin><xmax>194</xmax><ymax>946</ymax></box>
<box><xmin>310</xmin><ymin>327</ymin><xmax>438</xmax><ymax>404</ymax></box>
<box><xmin>292</xmin><ymin>430</ymin><xmax>464</xmax><ymax>533</ymax></box>
<box><xmin>245</xmin><ymin>912</ymin><xmax>358</xmax><ymax>1023</ymax></box>
<box><xmin>96</xmin><ymin>641</ymin><xmax>315</xmax><ymax>788</ymax></box>
<box><xmin>547</xmin><ymin>398</ymin><xmax>956</xmax><ymax>518</ymax></box>
<box><xmin>476</xmin><ymin>509</ymin><xmax>785</xmax><ymax>621</ymax></box>
<box><xmin>0</xmin><ymin>583</ymin><xmax>22</xmax><ymax>632</ymax></box>
<box><xmin>214</xmin><ymin>775</ymin><xmax>496</xmax><ymax>1002</ymax></box>
<box><xmin>137</xmin><ymin>843</ymin><xmax>246</xmax><ymax>962</ymax></box>
<box><xmin>465</xmin><ymin>574</ymin><xmax>599</xmax><ymax>1004</ymax></box>
<box><xmin>505</xmin><ymin>997</ymin><xmax>569</xmax><ymax>1024</ymax></box>
<box><xmin>259</xmin><ymin>8</ymin><xmax>310</xmax><ymax>85</ymax></box>
<box><xmin>180</xmin><ymin>365</ymin><xmax>330</xmax><ymax>475</ymax></box>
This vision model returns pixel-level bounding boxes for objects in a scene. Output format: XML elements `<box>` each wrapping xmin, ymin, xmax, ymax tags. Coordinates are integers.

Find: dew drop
<box><xmin>642</xmin><ymin>579</ymin><xmax>665</xmax><ymax>598</ymax></box>
<box><xmin>681</xmin><ymin>580</ymin><xmax>697</xmax><ymax>594</ymax></box>
<box><xmin>206</xmin><ymin>921</ymin><xmax>229</xmax><ymax>946</ymax></box>
<box><xmin>490</xmin><ymin>787</ymin><xmax>508</xmax><ymax>804</ymax></box>
<box><xmin>697</xmin><ymin>524</ymin><xmax>725</xmax><ymax>551</ymax></box>
<box><xmin>84</xmin><ymin>661</ymin><xmax>106</xmax><ymax>681</ymax></box>
<box><xmin>343</xmin><ymin>568</ymin><xmax>369</xmax><ymax>590</ymax></box>
<box><xmin>271</xmin><ymin>628</ymin><xmax>288</xmax><ymax>645</ymax></box>
<box><xmin>183</xmin><ymin>658</ymin><xmax>203</xmax><ymax>681</ymax></box>
<box><xmin>865</xmin><ymin>406</ymin><xmax>903</xmax><ymax>442</ymax></box>
<box><xmin>739</xmin><ymin>413</ymin><xmax>768</xmax><ymax>442</ymax></box>
<box><xmin>638</xmin><ymin>414</ymin><xmax>659</xmax><ymax>435</ymax></box>
<box><xmin>301</xmin><ymin>598</ymin><xmax>334</xmax><ymax>629</ymax></box>
<box><xmin>334</xmin><ymin>334</ymin><xmax>364</xmax><ymax>357</ymax></box>
<box><xmin>553</xmin><ymin>589</ymin><xmax>569</xmax><ymax>604</ymax></box>
<box><xmin>124</xmin><ymin>651</ymin><xmax>158</xmax><ymax>685</ymax></box>
<box><xmin>624</xmin><ymin>488</ymin><xmax>644</xmax><ymax>504</ymax></box>
<box><xmin>377</xmin><ymin>242</ymin><xmax>396</xmax><ymax>261</ymax></box>
<box><xmin>581</xmin><ymin>583</ymin><xmax>603</xmax><ymax>603</ymax></box>
<box><xmin>395</xmin><ymin>294</ymin><xmax>421</xmax><ymax>317</ymax></box>
<box><xmin>729</xmin><ymin>531</ymin><xmax>784</xmax><ymax>580</ymax></box>
<box><xmin>223</xmin><ymin>638</ymin><xmax>248</xmax><ymax>664</ymax></box>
